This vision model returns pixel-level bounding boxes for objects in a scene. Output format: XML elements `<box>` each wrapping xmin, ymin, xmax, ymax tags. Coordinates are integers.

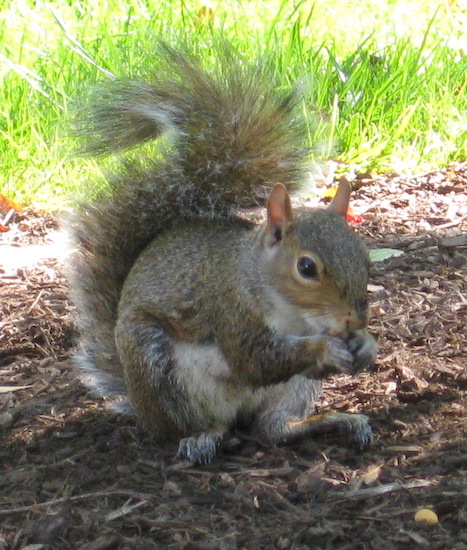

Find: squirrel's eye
<box><xmin>297</xmin><ymin>256</ymin><xmax>319</xmax><ymax>280</ymax></box>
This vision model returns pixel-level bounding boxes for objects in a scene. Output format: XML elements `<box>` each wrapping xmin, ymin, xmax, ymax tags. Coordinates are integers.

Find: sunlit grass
<box><xmin>1</xmin><ymin>0</ymin><xmax>466</xmax><ymax>207</ymax></box>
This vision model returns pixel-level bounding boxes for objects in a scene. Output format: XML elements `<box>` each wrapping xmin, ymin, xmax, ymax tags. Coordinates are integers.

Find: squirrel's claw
<box><xmin>344</xmin><ymin>413</ymin><xmax>374</xmax><ymax>449</ymax></box>
<box><xmin>315</xmin><ymin>335</ymin><xmax>354</xmax><ymax>375</ymax></box>
<box><xmin>311</xmin><ymin>331</ymin><xmax>377</xmax><ymax>376</ymax></box>
<box><xmin>347</xmin><ymin>330</ymin><xmax>378</xmax><ymax>372</ymax></box>
<box><xmin>176</xmin><ymin>430</ymin><xmax>224</xmax><ymax>465</ymax></box>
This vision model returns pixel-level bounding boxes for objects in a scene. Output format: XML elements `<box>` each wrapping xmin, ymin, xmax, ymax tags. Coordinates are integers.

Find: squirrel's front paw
<box><xmin>347</xmin><ymin>330</ymin><xmax>377</xmax><ymax>371</ymax></box>
<box><xmin>309</xmin><ymin>334</ymin><xmax>354</xmax><ymax>376</ymax></box>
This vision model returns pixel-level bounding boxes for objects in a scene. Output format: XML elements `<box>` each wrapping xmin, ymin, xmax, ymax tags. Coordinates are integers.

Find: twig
<box><xmin>435</xmin><ymin>215</ymin><xmax>467</xmax><ymax>230</ymax></box>
<box><xmin>1</xmin><ymin>208</ymin><xmax>15</xmax><ymax>227</ymax></box>
<box><xmin>229</xmin><ymin>466</ymin><xmax>296</xmax><ymax>478</ymax></box>
<box><xmin>0</xmin><ymin>489</ymin><xmax>152</xmax><ymax>516</ymax></box>
<box><xmin>26</xmin><ymin>289</ymin><xmax>44</xmax><ymax>315</ymax></box>
<box><xmin>105</xmin><ymin>499</ymin><xmax>149</xmax><ymax>521</ymax></box>
<box><xmin>326</xmin><ymin>479</ymin><xmax>436</xmax><ymax>502</ymax></box>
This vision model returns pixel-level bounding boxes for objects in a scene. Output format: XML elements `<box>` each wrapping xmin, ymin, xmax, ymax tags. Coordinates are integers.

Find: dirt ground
<box><xmin>0</xmin><ymin>165</ymin><xmax>466</xmax><ymax>550</ymax></box>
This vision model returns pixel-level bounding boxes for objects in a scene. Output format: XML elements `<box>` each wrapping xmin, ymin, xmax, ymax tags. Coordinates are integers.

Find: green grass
<box><xmin>1</xmin><ymin>0</ymin><xmax>466</xmax><ymax>208</ymax></box>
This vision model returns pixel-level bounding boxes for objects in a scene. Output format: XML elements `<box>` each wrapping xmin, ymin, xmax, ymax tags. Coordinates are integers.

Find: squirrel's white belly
<box><xmin>171</xmin><ymin>340</ymin><xmax>322</xmax><ymax>426</ymax></box>
<box><xmin>172</xmin><ymin>341</ymin><xmax>253</xmax><ymax>423</ymax></box>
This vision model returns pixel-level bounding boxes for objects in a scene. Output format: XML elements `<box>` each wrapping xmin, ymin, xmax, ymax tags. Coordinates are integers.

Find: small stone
<box><xmin>0</xmin><ymin>412</ymin><xmax>13</xmax><ymax>428</ymax></box>
<box><xmin>451</xmin><ymin>254</ymin><xmax>467</xmax><ymax>269</ymax></box>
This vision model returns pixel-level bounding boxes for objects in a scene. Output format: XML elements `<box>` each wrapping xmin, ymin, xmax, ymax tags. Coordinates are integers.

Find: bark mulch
<box><xmin>0</xmin><ymin>164</ymin><xmax>466</xmax><ymax>550</ymax></box>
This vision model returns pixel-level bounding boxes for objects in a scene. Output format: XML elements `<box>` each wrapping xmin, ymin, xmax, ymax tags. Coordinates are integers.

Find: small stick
<box><xmin>326</xmin><ymin>479</ymin><xmax>435</xmax><ymax>502</ymax></box>
<box><xmin>1</xmin><ymin>208</ymin><xmax>15</xmax><ymax>227</ymax></box>
<box><xmin>0</xmin><ymin>489</ymin><xmax>152</xmax><ymax>516</ymax></box>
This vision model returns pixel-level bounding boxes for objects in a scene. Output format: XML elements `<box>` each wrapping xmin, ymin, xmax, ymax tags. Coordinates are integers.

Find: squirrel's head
<box><xmin>260</xmin><ymin>181</ymin><xmax>370</xmax><ymax>336</ymax></box>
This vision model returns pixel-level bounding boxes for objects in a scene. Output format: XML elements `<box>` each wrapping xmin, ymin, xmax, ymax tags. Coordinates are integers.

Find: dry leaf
<box><xmin>369</xmin><ymin>248</ymin><xmax>404</xmax><ymax>262</ymax></box>
<box><xmin>322</xmin><ymin>186</ymin><xmax>338</xmax><ymax>199</ymax></box>
<box><xmin>346</xmin><ymin>205</ymin><xmax>363</xmax><ymax>224</ymax></box>
<box><xmin>0</xmin><ymin>193</ymin><xmax>23</xmax><ymax>214</ymax></box>
<box><xmin>361</xmin><ymin>464</ymin><xmax>383</xmax><ymax>485</ymax></box>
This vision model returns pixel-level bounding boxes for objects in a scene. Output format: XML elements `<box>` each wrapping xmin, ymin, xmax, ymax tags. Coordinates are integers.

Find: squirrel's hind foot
<box><xmin>288</xmin><ymin>411</ymin><xmax>374</xmax><ymax>450</ymax></box>
<box><xmin>176</xmin><ymin>428</ymin><xmax>226</xmax><ymax>465</ymax></box>
<box><xmin>344</xmin><ymin>413</ymin><xmax>374</xmax><ymax>449</ymax></box>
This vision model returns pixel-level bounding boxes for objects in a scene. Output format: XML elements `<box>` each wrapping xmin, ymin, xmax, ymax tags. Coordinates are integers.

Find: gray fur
<box><xmin>69</xmin><ymin>45</ymin><xmax>377</xmax><ymax>464</ymax></box>
<box><xmin>69</xmin><ymin>45</ymin><xmax>309</xmax><ymax>401</ymax></box>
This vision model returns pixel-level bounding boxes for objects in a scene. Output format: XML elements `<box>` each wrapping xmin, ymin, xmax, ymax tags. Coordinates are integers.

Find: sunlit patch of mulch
<box><xmin>0</xmin><ymin>165</ymin><xmax>466</xmax><ymax>550</ymax></box>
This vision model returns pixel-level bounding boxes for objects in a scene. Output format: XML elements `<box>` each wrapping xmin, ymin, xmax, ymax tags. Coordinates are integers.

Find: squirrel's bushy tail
<box><xmin>70</xmin><ymin>44</ymin><xmax>310</xmax><ymax>404</ymax></box>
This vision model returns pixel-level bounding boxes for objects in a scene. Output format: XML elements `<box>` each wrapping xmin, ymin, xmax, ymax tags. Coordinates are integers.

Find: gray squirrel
<box><xmin>70</xmin><ymin>45</ymin><xmax>377</xmax><ymax>464</ymax></box>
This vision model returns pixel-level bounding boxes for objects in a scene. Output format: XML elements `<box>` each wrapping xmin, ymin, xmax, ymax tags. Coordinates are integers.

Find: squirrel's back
<box><xmin>70</xmin><ymin>45</ymin><xmax>310</xmax><ymax>404</ymax></box>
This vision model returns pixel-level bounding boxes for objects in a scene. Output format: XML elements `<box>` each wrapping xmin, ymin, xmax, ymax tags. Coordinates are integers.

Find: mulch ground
<box><xmin>0</xmin><ymin>164</ymin><xmax>466</xmax><ymax>550</ymax></box>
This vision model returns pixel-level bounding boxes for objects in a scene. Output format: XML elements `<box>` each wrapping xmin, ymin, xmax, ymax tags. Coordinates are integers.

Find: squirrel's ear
<box><xmin>266</xmin><ymin>184</ymin><xmax>293</xmax><ymax>246</ymax></box>
<box><xmin>327</xmin><ymin>178</ymin><xmax>351</xmax><ymax>218</ymax></box>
